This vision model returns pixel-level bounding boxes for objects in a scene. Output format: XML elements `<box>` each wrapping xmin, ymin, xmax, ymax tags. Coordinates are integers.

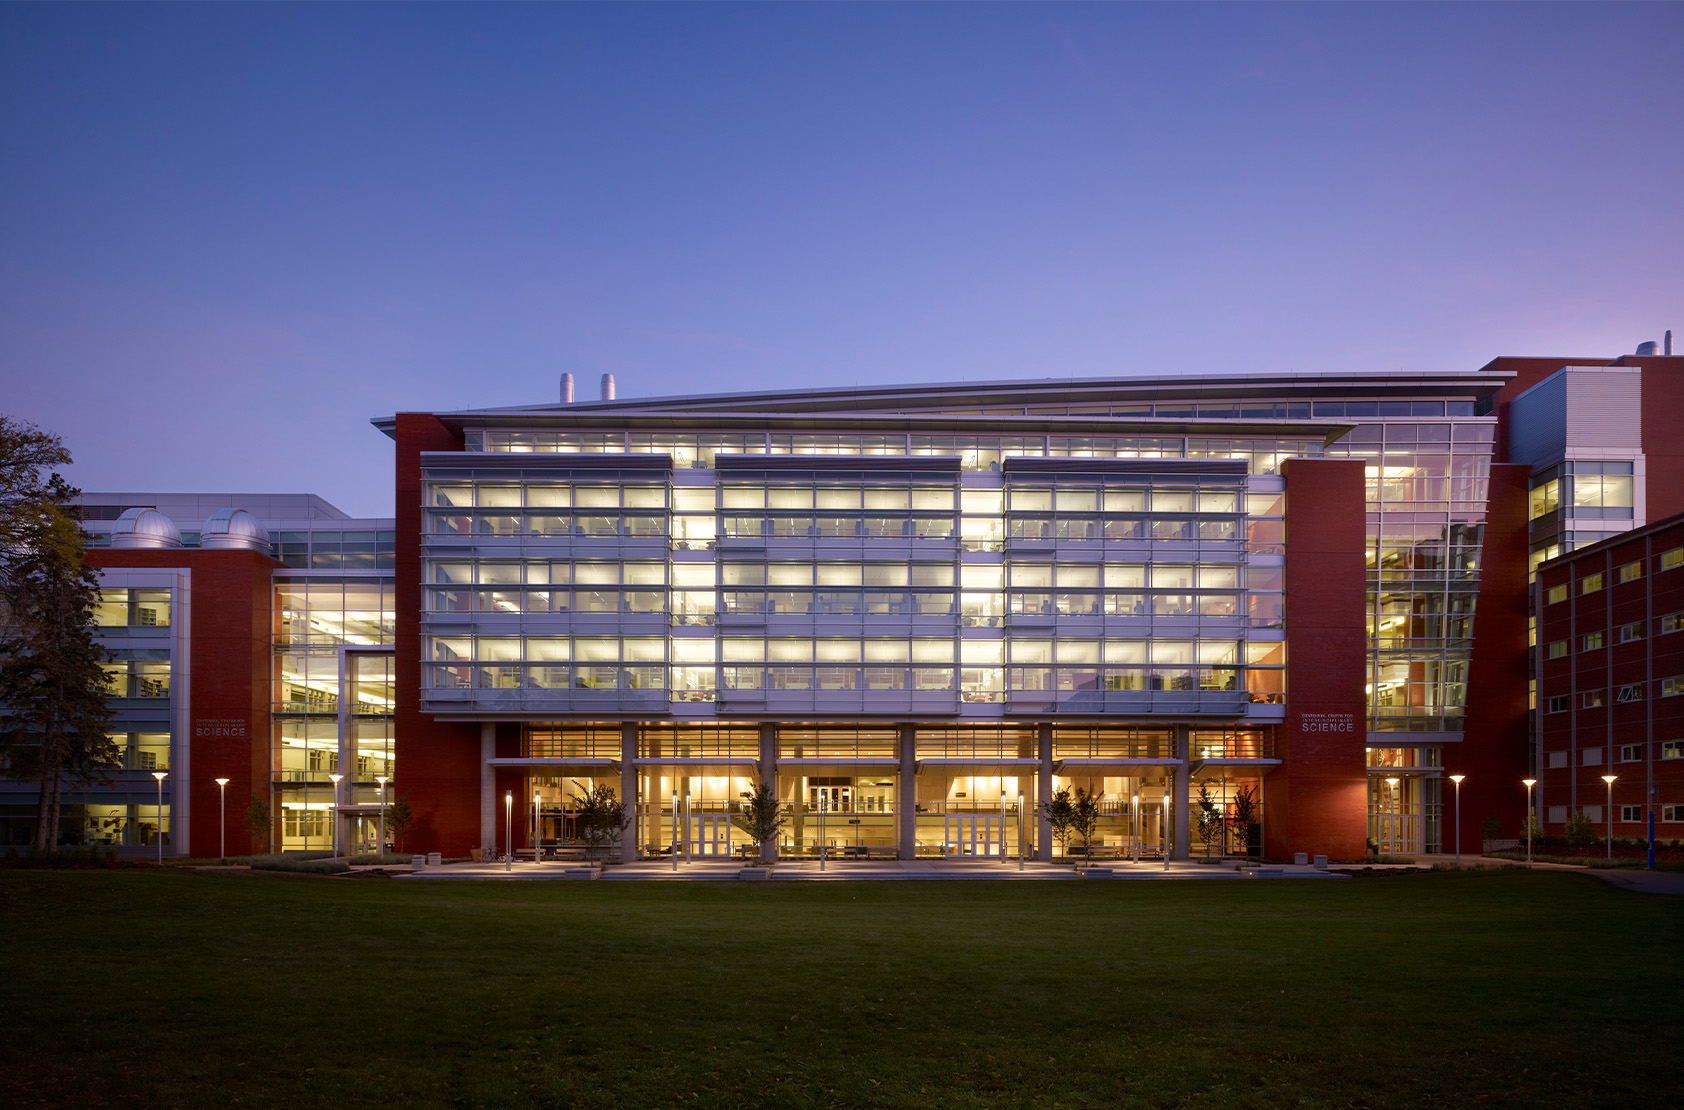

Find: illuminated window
<box><xmin>1663</xmin><ymin>548</ymin><xmax>1684</xmax><ymax>571</ymax></box>
<box><xmin>1616</xmin><ymin>683</ymin><xmax>1643</xmax><ymax>703</ymax></box>
<box><xmin>1582</xmin><ymin>573</ymin><xmax>1604</xmax><ymax>594</ymax></box>
<box><xmin>1547</xmin><ymin>584</ymin><xmax>1568</xmax><ymax>605</ymax></box>
<box><xmin>1547</xmin><ymin>640</ymin><xmax>1567</xmax><ymax>659</ymax></box>
<box><xmin>1582</xmin><ymin>690</ymin><xmax>1604</xmax><ymax>708</ymax></box>
<box><xmin>1582</xmin><ymin>631</ymin><xmax>1604</xmax><ymax>651</ymax></box>
<box><xmin>1619</xmin><ymin>561</ymin><xmax>1643</xmax><ymax>583</ymax></box>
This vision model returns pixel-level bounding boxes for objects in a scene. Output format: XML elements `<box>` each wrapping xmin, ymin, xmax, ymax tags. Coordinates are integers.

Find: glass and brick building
<box><xmin>9</xmin><ymin>342</ymin><xmax>1679</xmax><ymax>860</ymax></box>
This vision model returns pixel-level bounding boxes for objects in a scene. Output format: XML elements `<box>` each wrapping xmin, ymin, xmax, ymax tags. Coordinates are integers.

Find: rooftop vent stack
<box><xmin>601</xmin><ymin>373</ymin><xmax>616</xmax><ymax>401</ymax></box>
<box><xmin>1636</xmin><ymin>340</ymin><xmax>1661</xmax><ymax>356</ymax></box>
<box><xmin>560</xmin><ymin>373</ymin><xmax>575</xmax><ymax>404</ymax></box>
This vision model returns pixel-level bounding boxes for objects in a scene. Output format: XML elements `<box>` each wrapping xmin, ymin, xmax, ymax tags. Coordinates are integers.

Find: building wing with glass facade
<box><xmin>377</xmin><ymin>369</ymin><xmax>1516</xmax><ymax>863</ymax></box>
<box><xmin>22</xmin><ymin>350</ymin><xmax>1671</xmax><ymax>862</ymax></box>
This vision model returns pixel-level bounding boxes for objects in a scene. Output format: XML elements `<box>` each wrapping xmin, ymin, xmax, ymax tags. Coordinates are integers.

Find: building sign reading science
<box><xmin>1298</xmin><ymin>712</ymin><xmax>1357</xmax><ymax>734</ymax></box>
<box><xmin>194</xmin><ymin>718</ymin><xmax>249</xmax><ymax>740</ymax></box>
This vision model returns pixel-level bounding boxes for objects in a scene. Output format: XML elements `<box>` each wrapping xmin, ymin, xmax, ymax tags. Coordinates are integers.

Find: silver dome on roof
<box><xmin>109</xmin><ymin>508</ymin><xmax>183</xmax><ymax>549</ymax></box>
<box><xmin>199</xmin><ymin>508</ymin><xmax>272</xmax><ymax>553</ymax></box>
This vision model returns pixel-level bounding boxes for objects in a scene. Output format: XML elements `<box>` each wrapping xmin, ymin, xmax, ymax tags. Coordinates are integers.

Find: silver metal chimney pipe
<box><xmin>561</xmin><ymin>373</ymin><xmax>575</xmax><ymax>404</ymax></box>
<box><xmin>601</xmin><ymin>373</ymin><xmax>616</xmax><ymax>401</ymax></box>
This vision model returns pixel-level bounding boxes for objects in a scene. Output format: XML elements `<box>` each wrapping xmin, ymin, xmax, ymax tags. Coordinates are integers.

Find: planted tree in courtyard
<box><xmin>245</xmin><ymin>795</ymin><xmax>272</xmax><ymax>853</ymax></box>
<box><xmin>0</xmin><ymin>419</ymin><xmax>117</xmax><ymax>851</ymax></box>
<box><xmin>1563</xmin><ymin>810</ymin><xmax>1598</xmax><ymax>850</ymax></box>
<box><xmin>1195</xmin><ymin>782</ymin><xmax>1225</xmax><ymax>856</ymax></box>
<box><xmin>1070</xmin><ymin>787</ymin><xmax>1103</xmax><ymax>859</ymax></box>
<box><xmin>570</xmin><ymin>783</ymin><xmax>631</xmax><ymax>861</ymax></box>
<box><xmin>1228</xmin><ymin>785</ymin><xmax>1260</xmax><ymax>857</ymax></box>
<box><xmin>1043</xmin><ymin>786</ymin><xmax>1074</xmax><ymax>858</ymax></box>
<box><xmin>387</xmin><ymin>795</ymin><xmax>414</xmax><ymax>852</ymax></box>
<box><xmin>741</xmin><ymin>780</ymin><xmax>784</xmax><ymax>863</ymax></box>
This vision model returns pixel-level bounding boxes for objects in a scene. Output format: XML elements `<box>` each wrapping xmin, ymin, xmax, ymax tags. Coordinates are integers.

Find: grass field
<box><xmin>1</xmin><ymin>869</ymin><xmax>1679</xmax><ymax>1109</ymax></box>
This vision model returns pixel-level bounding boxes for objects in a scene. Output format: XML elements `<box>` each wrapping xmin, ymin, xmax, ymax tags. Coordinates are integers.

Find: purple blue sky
<box><xmin>3</xmin><ymin>3</ymin><xmax>1681</xmax><ymax>518</ymax></box>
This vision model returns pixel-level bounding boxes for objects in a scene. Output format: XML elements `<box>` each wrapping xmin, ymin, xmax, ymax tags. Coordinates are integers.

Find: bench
<box><xmin>840</xmin><ymin>846</ymin><xmax>898</xmax><ymax>860</ymax></box>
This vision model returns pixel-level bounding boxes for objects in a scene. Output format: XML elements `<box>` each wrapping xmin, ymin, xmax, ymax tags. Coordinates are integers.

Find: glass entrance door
<box><xmin>944</xmin><ymin>813</ymin><xmax>1004</xmax><ymax>856</ymax></box>
<box><xmin>685</xmin><ymin>814</ymin><xmax>734</xmax><ymax>857</ymax></box>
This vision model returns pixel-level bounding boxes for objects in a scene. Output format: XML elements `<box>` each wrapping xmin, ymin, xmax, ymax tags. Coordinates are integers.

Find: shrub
<box><xmin>249</xmin><ymin>853</ymin><xmax>350</xmax><ymax>875</ymax></box>
<box><xmin>1563</xmin><ymin>811</ymin><xmax>1599</xmax><ymax>849</ymax></box>
<box><xmin>347</xmin><ymin>852</ymin><xmax>412</xmax><ymax>866</ymax></box>
<box><xmin>1479</xmin><ymin>814</ymin><xmax>1504</xmax><ymax>841</ymax></box>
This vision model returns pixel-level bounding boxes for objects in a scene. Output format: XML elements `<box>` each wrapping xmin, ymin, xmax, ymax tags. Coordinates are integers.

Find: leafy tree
<box><xmin>1563</xmin><ymin>811</ymin><xmax>1598</xmax><ymax>849</ymax></box>
<box><xmin>1195</xmin><ymin>782</ymin><xmax>1225</xmax><ymax>855</ymax></box>
<box><xmin>0</xmin><ymin>420</ymin><xmax>116</xmax><ymax>851</ymax></box>
<box><xmin>740</xmin><ymin>780</ymin><xmax>784</xmax><ymax>862</ymax></box>
<box><xmin>387</xmin><ymin>795</ymin><xmax>414</xmax><ymax>852</ymax></box>
<box><xmin>1228</xmin><ymin>785</ymin><xmax>1260</xmax><ymax>856</ymax></box>
<box><xmin>568</xmin><ymin>783</ymin><xmax>630</xmax><ymax>861</ymax></box>
<box><xmin>245</xmin><ymin>795</ymin><xmax>272</xmax><ymax>852</ymax></box>
<box><xmin>1070</xmin><ymin>787</ymin><xmax>1104</xmax><ymax>859</ymax></box>
<box><xmin>1042</xmin><ymin>786</ymin><xmax>1074</xmax><ymax>857</ymax></box>
<box><xmin>1479</xmin><ymin>814</ymin><xmax>1504</xmax><ymax>843</ymax></box>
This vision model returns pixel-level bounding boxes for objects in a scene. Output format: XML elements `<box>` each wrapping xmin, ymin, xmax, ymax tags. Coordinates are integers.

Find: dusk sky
<box><xmin>3</xmin><ymin>3</ymin><xmax>1681</xmax><ymax>518</ymax></box>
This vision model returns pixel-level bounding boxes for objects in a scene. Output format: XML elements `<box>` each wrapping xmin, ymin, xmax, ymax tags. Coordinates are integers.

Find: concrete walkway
<box><xmin>399</xmin><ymin>858</ymin><xmax>1351</xmax><ymax>882</ymax></box>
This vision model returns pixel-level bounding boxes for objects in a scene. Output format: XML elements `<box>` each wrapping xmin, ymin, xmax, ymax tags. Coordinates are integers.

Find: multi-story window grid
<box><xmin>1326</xmin><ymin>421</ymin><xmax>1492</xmax><ymax>742</ymax></box>
<box><xmin>409</xmin><ymin>390</ymin><xmax>1500</xmax><ymax>860</ymax></box>
<box><xmin>273</xmin><ymin>576</ymin><xmax>396</xmax><ymax>851</ymax></box>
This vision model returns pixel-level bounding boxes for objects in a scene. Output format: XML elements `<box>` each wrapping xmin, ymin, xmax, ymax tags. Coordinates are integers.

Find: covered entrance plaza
<box><xmin>479</xmin><ymin>724</ymin><xmax>1277</xmax><ymax>862</ymax></box>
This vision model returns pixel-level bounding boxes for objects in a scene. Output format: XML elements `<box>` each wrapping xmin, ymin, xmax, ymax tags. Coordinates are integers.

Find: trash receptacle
<box><xmin>1293</xmin><ymin>852</ymin><xmax>1308</xmax><ymax>865</ymax></box>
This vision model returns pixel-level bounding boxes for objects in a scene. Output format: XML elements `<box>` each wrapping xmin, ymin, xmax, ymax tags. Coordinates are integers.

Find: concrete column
<box><xmin>897</xmin><ymin>724</ymin><xmax>916</xmax><ymax>859</ymax></box>
<box><xmin>759</xmin><ymin>724</ymin><xmax>778</xmax><ymax>862</ymax></box>
<box><xmin>1036</xmin><ymin>723</ymin><xmax>1053</xmax><ymax>861</ymax></box>
<box><xmin>1172</xmin><ymin>726</ymin><xmax>1191</xmax><ymax>861</ymax></box>
<box><xmin>479</xmin><ymin>723</ymin><xmax>496</xmax><ymax>854</ymax></box>
<box><xmin>621</xmin><ymin>724</ymin><xmax>639</xmax><ymax>862</ymax></box>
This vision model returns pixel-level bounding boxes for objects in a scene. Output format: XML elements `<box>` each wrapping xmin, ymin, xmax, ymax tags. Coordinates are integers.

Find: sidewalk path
<box><xmin>398</xmin><ymin>858</ymin><xmax>1350</xmax><ymax>882</ymax></box>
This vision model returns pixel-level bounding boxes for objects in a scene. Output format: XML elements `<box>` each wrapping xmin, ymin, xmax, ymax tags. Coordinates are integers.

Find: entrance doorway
<box><xmin>944</xmin><ymin>813</ymin><xmax>1005</xmax><ymax>857</ymax></box>
<box><xmin>685</xmin><ymin>813</ymin><xmax>735</xmax><ymax>857</ymax></box>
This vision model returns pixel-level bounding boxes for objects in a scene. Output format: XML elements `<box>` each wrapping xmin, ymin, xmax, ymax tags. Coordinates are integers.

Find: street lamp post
<box><xmin>1448</xmin><ymin>775</ymin><xmax>1464</xmax><ymax>868</ymax></box>
<box><xmin>534</xmin><ymin>790</ymin><xmax>542</xmax><ymax>864</ymax></box>
<box><xmin>671</xmin><ymin>789</ymin><xmax>679</xmax><ymax>872</ymax></box>
<box><xmin>151</xmin><ymin>771</ymin><xmax>167</xmax><ymax>864</ymax></box>
<box><xmin>819</xmin><ymin>791</ymin><xmax>827</xmax><ymax>872</ymax></box>
<box><xmin>214</xmin><ymin>778</ymin><xmax>230</xmax><ymax>862</ymax></box>
<box><xmin>1131</xmin><ymin>791</ymin><xmax>1140</xmax><ymax>865</ymax></box>
<box><xmin>1385</xmin><ymin>777</ymin><xmax>1400</xmax><ymax>857</ymax></box>
<box><xmin>375</xmin><ymin>775</ymin><xmax>388</xmax><ymax>857</ymax></box>
<box><xmin>990</xmin><ymin>791</ymin><xmax>1003</xmax><ymax>869</ymax></box>
<box><xmin>328</xmin><ymin>773</ymin><xmax>343</xmax><ymax>858</ymax></box>
<box><xmin>1017</xmin><ymin>790</ymin><xmax>1025</xmax><ymax>871</ymax></box>
<box><xmin>1523</xmin><ymin>779</ymin><xmax>1536</xmax><ymax>864</ymax></box>
<box><xmin>1162</xmin><ymin>788</ymin><xmax>1171</xmax><ymax>872</ymax></box>
<box><xmin>1601</xmin><ymin>775</ymin><xmax>1616</xmax><ymax>861</ymax></box>
<box><xmin>685</xmin><ymin>791</ymin><xmax>692</xmax><ymax>864</ymax></box>
<box><xmin>504</xmin><ymin>789</ymin><xmax>513</xmax><ymax>872</ymax></box>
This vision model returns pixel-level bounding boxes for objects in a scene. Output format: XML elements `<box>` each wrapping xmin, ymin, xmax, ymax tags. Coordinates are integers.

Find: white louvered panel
<box><xmin>1564</xmin><ymin>368</ymin><xmax>1642</xmax><ymax>451</ymax></box>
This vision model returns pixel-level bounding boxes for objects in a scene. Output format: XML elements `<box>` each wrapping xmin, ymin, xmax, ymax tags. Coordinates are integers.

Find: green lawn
<box><xmin>1</xmin><ymin>870</ymin><xmax>1678</xmax><ymax>1109</ymax></box>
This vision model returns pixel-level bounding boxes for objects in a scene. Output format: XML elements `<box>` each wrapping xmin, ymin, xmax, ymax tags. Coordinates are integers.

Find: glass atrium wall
<box><xmin>272</xmin><ymin>576</ymin><xmax>395</xmax><ymax>852</ymax></box>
